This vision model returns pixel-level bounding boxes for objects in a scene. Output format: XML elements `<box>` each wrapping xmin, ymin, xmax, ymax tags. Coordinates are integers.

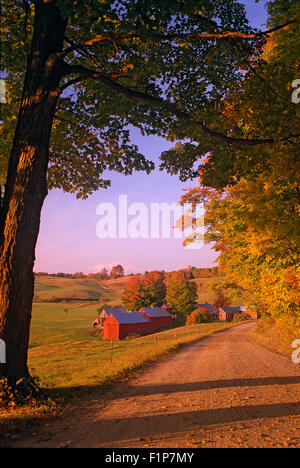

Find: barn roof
<box><xmin>110</xmin><ymin>311</ymin><xmax>150</xmax><ymax>324</ymax></box>
<box><xmin>219</xmin><ymin>307</ymin><xmax>241</xmax><ymax>315</ymax></box>
<box><xmin>196</xmin><ymin>304</ymin><xmax>216</xmax><ymax>314</ymax></box>
<box><xmin>140</xmin><ymin>307</ymin><xmax>172</xmax><ymax>318</ymax></box>
<box><xmin>101</xmin><ymin>307</ymin><xmax>127</xmax><ymax>316</ymax></box>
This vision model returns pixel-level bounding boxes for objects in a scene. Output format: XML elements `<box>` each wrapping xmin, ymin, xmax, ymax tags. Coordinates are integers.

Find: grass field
<box><xmin>33</xmin><ymin>275</ymin><xmax>132</xmax><ymax>304</ymax></box>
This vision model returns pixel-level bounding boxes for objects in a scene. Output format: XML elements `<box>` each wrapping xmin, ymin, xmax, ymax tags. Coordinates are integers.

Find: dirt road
<box><xmin>14</xmin><ymin>322</ymin><xmax>300</xmax><ymax>448</ymax></box>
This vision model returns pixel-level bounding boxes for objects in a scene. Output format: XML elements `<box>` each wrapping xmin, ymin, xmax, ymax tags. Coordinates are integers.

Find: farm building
<box><xmin>216</xmin><ymin>306</ymin><xmax>241</xmax><ymax>321</ymax></box>
<box><xmin>93</xmin><ymin>307</ymin><xmax>127</xmax><ymax>329</ymax></box>
<box><xmin>140</xmin><ymin>307</ymin><xmax>172</xmax><ymax>330</ymax></box>
<box><xmin>103</xmin><ymin>311</ymin><xmax>152</xmax><ymax>340</ymax></box>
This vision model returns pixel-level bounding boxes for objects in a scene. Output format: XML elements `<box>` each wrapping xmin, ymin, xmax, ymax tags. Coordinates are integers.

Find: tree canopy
<box><xmin>177</xmin><ymin>0</ymin><xmax>300</xmax><ymax>345</ymax></box>
<box><xmin>2</xmin><ymin>0</ymin><xmax>292</xmax><ymax>198</ymax></box>
<box><xmin>123</xmin><ymin>270</ymin><xmax>166</xmax><ymax>309</ymax></box>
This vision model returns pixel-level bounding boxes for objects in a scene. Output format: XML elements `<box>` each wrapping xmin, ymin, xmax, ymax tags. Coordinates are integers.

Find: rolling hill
<box><xmin>34</xmin><ymin>275</ymin><xmax>134</xmax><ymax>306</ymax></box>
<box><xmin>34</xmin><ymin>274</ymin><xmax>249</xmax><ymax>307</ymax></box>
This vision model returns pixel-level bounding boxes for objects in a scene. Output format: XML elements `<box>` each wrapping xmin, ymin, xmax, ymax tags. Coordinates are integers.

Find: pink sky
<box><xmin>34</xmin><ymin>1</ymin><xmax>267</xmax><ymax>275</ymax></box>
<box><xmin>35</xmin><ymin>131</ymin><xmax>218</xmax><ymax>274</ymax></box>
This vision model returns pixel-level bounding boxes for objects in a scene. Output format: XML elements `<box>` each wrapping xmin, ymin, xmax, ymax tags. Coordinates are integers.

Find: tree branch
<box><xmin>61</xmin><ymin>20</ymin><xmax>298</xmax><ymax>56</ymax></box>
<box><xmin>59</xmin><ymin>64</ymin><xmax>299</xmax><ymax>146</ymax></box>
<box><xmin>59</xmin><ymin>63</ymin><xmax>129</xmax><ymax>92</ymax></box>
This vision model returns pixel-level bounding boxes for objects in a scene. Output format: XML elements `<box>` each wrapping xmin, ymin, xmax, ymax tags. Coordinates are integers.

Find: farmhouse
<box><xmin>139</xmin><ymin>307</ymin><xmax>172</xmax><ymax>330</ymax></box>
<box><xmin>216</xmin><ymin>306</ymin><xmax>241</xmax><ymax>321</ymax></box>
<box><xmin>103</xmin><ymin>311</ymin><xmax>152</xmax><ymax>340</ymax></box>
<box><xmin>93</xmin><ymin>307</ymin><xmax>127</xmax><ymax>329</ymax></box>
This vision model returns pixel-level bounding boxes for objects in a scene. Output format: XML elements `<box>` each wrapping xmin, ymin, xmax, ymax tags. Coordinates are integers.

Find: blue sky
<box><xmin>35</xmin><ymin>0</ymin><xmax>268</xmax><ymax>275</ymax></box>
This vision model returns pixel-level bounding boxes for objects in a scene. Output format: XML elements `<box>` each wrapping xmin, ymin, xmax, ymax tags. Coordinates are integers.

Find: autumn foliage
<box><xmin>122</xmin><ymin>271</ymin><xmax>166</xmax><ymax>310</ymax></box>
<box><xmin>186</xmin><ymin>308</ymin><xmax>212</xmax><ymax>325</ymax></box>
<box><xmin>213</xmin><ymin>291</ymin><xmax>232</xmax><ymax>309</ymax></box>
<box><xmin>165</xmin><ymin>271</ymin><xmax>198</xmax><ymax>320</ymax></box>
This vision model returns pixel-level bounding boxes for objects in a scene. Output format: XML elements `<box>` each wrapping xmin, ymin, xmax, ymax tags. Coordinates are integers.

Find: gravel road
<box><xmin>12</xmin><ymin>322</ymin><xmax>300</xmax><ymax>448</ymax></box>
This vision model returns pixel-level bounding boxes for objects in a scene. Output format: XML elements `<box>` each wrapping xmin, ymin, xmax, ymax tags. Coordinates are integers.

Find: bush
<box><xmin>233</xmin><ymin>312</ymin><xmax>250</xmax><ymax>322</ymax></box>
<box><xmin>186</xmin><ymin>308</ymin><xmax>213</xmax><ymax>325</ymax></box>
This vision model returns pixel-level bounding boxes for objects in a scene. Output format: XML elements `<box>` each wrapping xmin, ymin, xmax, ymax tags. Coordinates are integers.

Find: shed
<box><xmin>103</xmin><ymin>311</ymin><xmax>151</xmax><ymax>340</ymax></box>
<box><xmin>93</xmin><ymin>307</ymin><xmax>127</xmax><ymax>329</ymax></box>
<box><xmin>139</xmin><ymin>307</ymin><xmax>172</xmax><ymax>330</ymax></box>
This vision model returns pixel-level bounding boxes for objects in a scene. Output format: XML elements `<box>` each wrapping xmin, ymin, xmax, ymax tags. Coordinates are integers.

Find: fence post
<box><xmin>110</xmin><ymin>339</ymin><xmax>114</xmax><ymax>363</ymax></box>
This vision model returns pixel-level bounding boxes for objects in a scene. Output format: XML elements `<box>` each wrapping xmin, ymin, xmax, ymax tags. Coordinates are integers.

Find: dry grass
<box><xmin>249</xmin><ymin>318</ymin><xmax>295</xmax><ymax>357</ymax></box>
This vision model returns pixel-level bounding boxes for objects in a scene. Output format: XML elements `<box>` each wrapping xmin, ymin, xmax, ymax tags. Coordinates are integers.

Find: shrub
<box><xmin>186</xmin><ymin>308</ymin><xmax>213</xmax><ymax>325</ymax></box>
<box><xmin>233</xmin><ymin>312</ymin><xmax>250</xmax><ymax>322</ymax></box>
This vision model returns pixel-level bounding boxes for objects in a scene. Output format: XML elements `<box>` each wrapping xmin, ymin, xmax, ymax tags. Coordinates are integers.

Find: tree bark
<box><xmin>0</xmin><ymin>0</ymin><xmax>67</xmax><ymax>385</ymax></box>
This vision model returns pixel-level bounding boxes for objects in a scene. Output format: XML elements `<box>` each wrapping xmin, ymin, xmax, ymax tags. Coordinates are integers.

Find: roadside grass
<box><xmin>249</xmin><ymin>318</ymin><xmax>296</xmax><ymax>357</ymax></box>
<box><xmin>0</xmin><ymin>302</ymin><xmax>239</xmax><ymax>430</ymax></box>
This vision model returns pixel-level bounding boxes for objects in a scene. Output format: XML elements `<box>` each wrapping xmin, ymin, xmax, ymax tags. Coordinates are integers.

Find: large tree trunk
<box><xmin>0</xmin><ymin>0</ymin><xmax>67</xmax><ymax>385</ymax></box>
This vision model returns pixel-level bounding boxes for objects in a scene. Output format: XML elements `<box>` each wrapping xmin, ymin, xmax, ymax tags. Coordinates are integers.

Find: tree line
<box><xmin>34</xmin><ymin>264</ymin><xmax>125</xmax><ymax>280</ymax></box>
<box><xmin>34</xmin><ymin>265</ymin><xmax>219</xmax><ymax>281</ymax></box>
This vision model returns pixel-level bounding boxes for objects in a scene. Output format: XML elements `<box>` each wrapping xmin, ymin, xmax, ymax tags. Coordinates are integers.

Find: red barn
<box><xmin>93</xmin><ymin>307</ymin><xmax>126</xmax><ymax>329</ymax></box>
<box><xmin>139</xmin><ymin>307</ymin><xmax>172</xmax><ymax>330</ymax></box>
<box><xmin>103</xmin><ymin>311</ymin><xmax>151</xmax><ymax>340</ymax></box>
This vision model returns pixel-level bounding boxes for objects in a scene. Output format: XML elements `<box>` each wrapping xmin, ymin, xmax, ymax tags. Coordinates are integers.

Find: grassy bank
<box><xmin>1</xmin><ymin>301</ymin><xmax>239</xmax><ymax>429</ymax></box>
<box><xmin>249</xmin><ymin>318</ymin><xmax>297</xmax><ymax>358</ymax></box>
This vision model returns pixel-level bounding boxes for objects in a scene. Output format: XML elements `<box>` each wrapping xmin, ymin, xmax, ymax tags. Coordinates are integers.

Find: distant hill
<box><xmin>34</xmin><ymin>274</ymin><xmax>249</xmax><ymax>307</ymax></box>
<box><xmin>193</xmin><ymin>277</ymin><xmax>249</xmax><ymax>306</ymax></box>
<box><xmin>34</xmin><ymin>275</ymin><xmax>135</xmax><ymax>306</ymax></box>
